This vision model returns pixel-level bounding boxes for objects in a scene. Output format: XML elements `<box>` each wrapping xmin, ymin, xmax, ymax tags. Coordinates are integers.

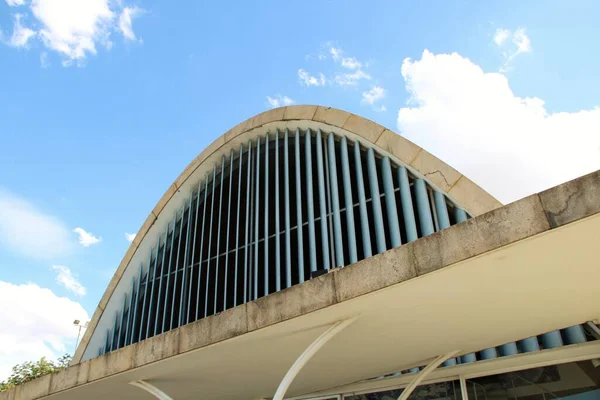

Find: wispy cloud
<box><xmin>73</xmin><ymin>227</ymin><xmax>101</xmax><ymax>247</ymax></box>
<box><xmin>51</xmin><ymin>265</ymin><xmax>86</xmax><ymax>296</ymax></box>
<box><xmin>2</xmin><ymin>0</ymin><xmax>144</xmax><ymax>66</ymax></box>
<box><xmin>494</xmin><ymin>28</ymin><xmax>532</xmax><ymax>72</ymax></box>
<box><xmin>119</xmin><ymin>6</ymin><xmax>144</xmax><ymax>42</ymax></box>
<box><xmin>362</xmin><ymin>85</ymin><xmax>385</xmax><ymax>105</ymax></box>
<box><xmin>0</xmin><ymin>190</ymin><xmax>73</xmax><ymax>259</ymax></box>
<box><xmin>40</xmin><ymin>51</ymin><xmax>50</xmax><ymax>68</ymax></box>
<box><xmin>266</xmin><ymin>94</ymin><xmax>295</xmax><ymax>108</ymax></box>
<box><xmin>6</xmin><ymin>13</ymin><xmax>36</xmax><ymax>48</ymax></box>
<box><xmin>335</xmin><ymin>69</ymin><xmax>371</xmax><ymax>86</ymax></box>
<box><xmin>125</xmin><ymin>232</ymin><xmax>136</xmax><ymax>242</ymax></box>
<box><xmin>341</xmin><ymin>57</ymin><xmax>361</xmax><ymax>69</ymax></box>
<box><xmin>298</xmin><ymin>68</ymin><xmax>326</xmax><ymax>86</ymax></box>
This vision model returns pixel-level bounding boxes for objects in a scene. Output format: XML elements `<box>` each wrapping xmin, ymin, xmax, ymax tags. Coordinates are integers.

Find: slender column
<box><xmin>275</xmin><ymin>132</ymin><xmax>281</xmax><ymax>291</ymax></box>
<box><xmin>243</xmin><ymin>141</ymin><xmax>253</xmax><ymax>303</ymax></box>
<box><xmin>295</xmin><ymin>129</ymin><xmax>305</xmax><ymax>282</ymax></box>
<box><xmin>214</xmin><ymin>156</ymin><xmax>226</xmax><ymax>315</ymax></box>
<box><xmin>139</xmin><ymin>250</ymin><xmax>153</xmax><ymax>341</ymax></box>
<box><xmin>187</xmin><ymin>180</ymin><xmax>203</xmax><ymax>323</ymax></box>
<box><xmin>305</xmin><ymin>130</ymin><xmax>317</xmax><ymax>272</ymax></box>
<box><xmin>124</xmin><ymin>277</ymin><xmax>136</xmax><ymax>345</ymax></box>
<box><xmin>162</xmin><ymin>212</ymin><xmax>177</xmax><ymax>333</ymax></box>
<box><xmin>354</xmin><ymin>141</ymin><xmax>372</xmax><ymax>257</ymax></box>
<box><xmin>195</xmin><ymin>179</ymin><xmax>209</xmax><ymax>321</ymax></box>
<box><xmin>340</xmin><ymin>136</ymin><xmax>357</xmax><ymax>264</ymax></box>
<box><xmin>155</xmin><ymin>220</ymin><xmax>170</xmax><ymax>334</ymax></box>
<box><xmin>171</xmin><ymin>203</ymin><xmax>186</xmax><ymax>329</ymax></box>
<box><xmin>145</xmin><ymin>235</ymin><xmax>161</xmax><ymax>338</ymax></box>
<box><xmin>327</xmin><ymin>133</ymin><xmax>344</xmax><ymax>267</ymax></box>
<box><xmin>414</xmin><ymin>179</ymin><xmax>434</xmax><ymax>236</ymax></box>
<box><xmin>382</xmin><ymin>157</ymin><xmax>401</xmax><ymax>248</ymax></box>
<box><xmin>179</xmin><ymin>196</ymin><xmax>193</xmax><ymax>325</ymax></box>
<box><xmin>315</xmin><ymin>130</ymin><xmax>330</xmax><ymax>270</ymax></box>
<box><xmin>205</xmin><ymin>166</ymin><xmax>217</xmax><ymax>317</ymax></box>
<box><xmin>398</xmin><ymin>167</ymin><xmax>418</xmax><ymax>242</ymax></box>
<box><xmin>129</xmin><ymin>264</ymin><xmax>143</xmax><ymax>345</ymax></box>
<box><xmin>234</xmin><ymin>144</ymin><xmax>244</xmax><ymax>306</ymax></box>
<box><xmin>223</xmin><ymin>150</ymin><xmax>234</xmax><ymax>310</ymax></box>
<box><xmin>367</xmin><ymin>148</ymin><xmax>386</xmax><ymax>254</ymax></box>
<box><xmin>254</xmin><ymin>138</ymin><xmax>261</xmax><ymax>299</ymax></box>
<box><xmin>284</xmin><ymin>130</ymin><xmax>292</xmax><ymax>288</ymax></box>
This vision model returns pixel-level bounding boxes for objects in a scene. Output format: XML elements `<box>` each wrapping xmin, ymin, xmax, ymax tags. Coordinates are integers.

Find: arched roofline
<box><xmin>73</xmin><ymin>105</ymin><xmax>502</xmax><ymax>363</ymax></box>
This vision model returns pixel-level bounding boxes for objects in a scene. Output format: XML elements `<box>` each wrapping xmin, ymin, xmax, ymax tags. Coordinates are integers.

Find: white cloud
<box><xmin>493</xmin><ymin>27</ymin><xmax>532</xmax><ymax>72</ymax></box>
<box><xmin>118</xmin><ymin>6</ymin><xmax>143</xmax><ymax>42</ymax></box>
<box><xmin>361</xmin><ymin>85</ymin><xmax>385</xmax><ymax>105</ymax></box>
<box><xmin>374</xmin><ymin>105</ymin><xmax>387</xmax><ymax>112</ymax></box>
<box><xmin>334</xmin><ymin>69</ymin><xmax>371</xmax><ymax>86</ymax></box>
<box><xmin>298</xmin><ymin>68</ymin><xmax>326</xmax><ymax>86</ymax></box>
<box><xmin>51</xmin><ymin>265</ymin><xmax>86</xmax><ymax>296</ymax></box>
<box><xmin>0</xmin><ymin>281</ymin><xmax>89</xmax><ymax>381</ymax></box>
<box><xmin>5</xmin><ymin>0</ymin><xmax>26</xmax><ymax>6</ymax></box>
<box><xmin>73</xmin><ymin>227</ymin><xmax>101</xmax><ymax>247</ymax></box>
<box><xmin>7</xmin><ymin>13</ymin><xmax>36</xmax><ymax>47</ymax></box>
<box><xmin>125</xmin><ymin>232</ymin><xmax>136</xmax><ymax>242</ymax></box>
<box><xmin>266</xmin><ymin>94</ymin><xmax>295</xmax><ymax>108</ymax></box>
<box><xmin>2</xmin><ymin>0</ymin><xmax>143</xmax><ymax>66</ymax></box>
<box><xmin>397</xmin><ymin>50</ymin><xmax>600</xmax><ymax>204</ymax></box>
<box><xmin>330</xmin><ymin>46</ymin><xmax>342</xmax><ymax>61</ymax></box>
<box><xmin>40</xmin><ymin>51</ymin><xmax>49</xmax><ymax>67</ymax></box>
<box><xmin>0</xmin><ymin>190</ymin><xmax>73</xmax><ymax>258</ymax></box>
<box><xmin>341</xmin><ymin>57</ymin><xmax>361</xmax><ymax>69</ymax></box>
<box><xmin>493</xmin><ymin>28</ymin><xmax>510</xmax><ymax>46</ymax></box>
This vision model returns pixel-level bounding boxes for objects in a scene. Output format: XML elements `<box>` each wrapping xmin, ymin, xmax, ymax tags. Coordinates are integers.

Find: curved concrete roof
<box><xmin>73</xmin><ymin>105</ymin><xmax>502</xmax><ymax>363</ymax></box>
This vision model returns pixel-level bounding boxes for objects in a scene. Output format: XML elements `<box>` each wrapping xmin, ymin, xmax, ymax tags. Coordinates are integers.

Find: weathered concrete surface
<box><xmin>247</xmin><ymin>273</ymin><xmax>337</xmax><ymax>331</ymax></box>
<box><xmin>539</xmin><ymin>170</ymin><xmax>600</xmax><ymax>228</ymax></box>
<box><xmin>178</xmin><ymin>305</ymin><xmax>247</xmax><ymax>355</ymax></box>
<box><xmin>5</xmin><ymin>170</ymin><xmax>600</xmax><ymax>399</ymax></box>
<box><xmin>72</xmin><ymin>105</ymin><xmax>504</xmax><ymax>366</ymax></box>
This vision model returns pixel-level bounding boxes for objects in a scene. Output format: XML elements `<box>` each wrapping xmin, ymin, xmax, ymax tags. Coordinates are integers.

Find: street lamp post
<box><xmin>73</xmin><ymin>319</ymin><xmax>89</xmax><ymax>351</ymax></box>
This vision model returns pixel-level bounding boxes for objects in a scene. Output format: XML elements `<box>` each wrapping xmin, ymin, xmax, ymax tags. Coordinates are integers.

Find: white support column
<box><xmin>459</xmin><ymin>375</ymin><xmax>470</xmax><ymax>400</ymax></box>
<box><xmin>273</xmin><ymin>317</ymin><xmax>359</xmax><ymax>400</ymax></box>
<box><xmin>129</xmin><ymin>380</ymin><xmax>174</xmax><ymax>400</ymax></box>
<box><xmin>397</xmin><ymin>350</ymin><xmax>460</xmax><ymax>400</ymax></box>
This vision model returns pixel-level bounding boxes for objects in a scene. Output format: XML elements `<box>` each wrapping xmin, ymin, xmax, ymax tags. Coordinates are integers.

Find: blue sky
<box><xmin>1</xmin><ymin>0</ymin><xmax>599</xmax><ymax>378</ymax></box>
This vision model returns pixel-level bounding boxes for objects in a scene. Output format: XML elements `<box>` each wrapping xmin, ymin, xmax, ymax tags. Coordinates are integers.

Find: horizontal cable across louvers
<box><xmin>97</xmin><ymin>127</ymin><xmax>580</xmax><ymax>356</ymax></box>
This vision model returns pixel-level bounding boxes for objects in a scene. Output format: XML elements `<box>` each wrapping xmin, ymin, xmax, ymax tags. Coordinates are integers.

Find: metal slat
<box><xmin>398</xmin><ymin>167</ymin><xmax>418</xmax><ymax>242</ymax></box>
<box><xmin>315</xmin><ymin>130</ymin><xmax>330</xmax><ymax>270</ymax></box>
<box><xmin>214</xmin><ymin>156</ymin><xmax>226</xmax><ymax>314</ymax></box>
<box><xmin>305</xmin><ymin>130</ymin><xmax>317</xmax><ymax>272</ymax></box>
<box><xmin>264</xmin><ymin>134</ymin><xmax>270</xmax><ymax>296</ymax></box>
<box><xmin>155</xmin><ymin>220</ymin><xmax>170</xmax><ymax>335</ymax></box>
<box><xmin>354</xmin><ymin>141</ymin><xmax>372</xmax><ymax>258</ymax></box>
<box><xmin>295</xmin><ymin>129</ymin><xmax>305</xmax><ymax>282</ymax></box>
<box><xmin>367</xmin><ymin>148</ymin><xmax>386</xmax><ymax>254</ymax></box>
<box><xmin>145</xmin><ymin>235</ymin><xmax>161</xmax><ymax>339</ymax></box>
<box><xmin>187</xmin><ymin>180</ymin><xmax>203</xmax><ymax>324</ymax></box>
<box><xmin>205</xmin><ymin>166</ymin><xmax>217</xmax><ymax>317</ymax></box>
<box><xmin>382</xmin><ymin>156</ymin><xmax>401</xmax><ymax>248</ymax></box>
<box><xmin>124</xmin><ymin>277</ymin><xmax>136</xmax><ymax>345</ymax></box>
<box><xmin>284</xmin><ymin>130</ymin><xmax>292</xmax><ymax>288</ymax></box>
<box><xmin>243</xmin><ymin>141</ymin><xmax>253</xmax><ymax>303</ymax></box>
<box><xmin>275</xmin><ymin>132</ymin><xmax>281</xmax><ymax>291</ymax></box>
<box><xmin>130</xmin><ymin>264</ymin><xmax>143</xmax><ymax>345</ymax></box>
<box><xmin>138</xmin><ymin>250</ymin><xmax>153</xmax><ymax>341</ymax></box>
<box><xmin>248</xmin><ymin>140</ymin><xmax>256</xmax><ymax>301</ymax></box>
<box><xmin>254</xmin><ymin>138</ymin><xmax>261</xmax><ymax>299</ymax></box>
<box><xmin>195</xmin><ymin>178</ymin><xmax>209</xmax><ymax>321</ymax></box>
<box><xmin>234</xmin><ymin>144</ymin><xmax>244</xmax><ymax>306</ymax></box>
<box><xmin>162</xmin><ymin>212</ymin><xmax>177</xmax><ymax>333</ymax></box>
<box><xmin>327</xmin><ymin>133</ymin><xmax>344</xmax><ymax>267</ymax></box>
<box><xmin>414</xmin><ymin>179</ymin><xmax>434</xmax><ymax>237</ymax></box>
<box><xmin>340</xmin><ymin>136</ymin><xmax>357</xmax><ymax>264</ymax></box>
<box><xmin>118</xmin><ymin>296</ymin><xmax>127</xmax><ymax>348</ymax></box>
<box><xmin>171</xmin><ymin>205</ymin><xmax>186</xmax><ymax>329</ymax></box>
<box><xmin>179</xmin><ymin>196</ymin><xmax>193</xmax><ymax>325</ymax></box>
<box><xmin>223</xmin><ymin>150</ymin><xmax>235</xmax><ymax>310</ymax></box>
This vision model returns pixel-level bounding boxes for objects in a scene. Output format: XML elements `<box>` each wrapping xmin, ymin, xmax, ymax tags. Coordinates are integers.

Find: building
<box><xmin>5</xmin><ymin>106</ymin><xmax>600</xmax><ymax>400</ymax></box>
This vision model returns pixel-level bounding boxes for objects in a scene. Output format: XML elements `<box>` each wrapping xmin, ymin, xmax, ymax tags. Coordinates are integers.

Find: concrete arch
<box><xmin>73</xmin><ymin>105</ymin><xmax>502</xmax><ymax>363</ymax></box>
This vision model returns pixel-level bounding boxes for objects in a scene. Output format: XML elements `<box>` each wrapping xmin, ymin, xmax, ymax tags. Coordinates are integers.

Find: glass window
<box><xmin>465</xmin><ymin>360</ymin><xmax>600</xmax><ymax>400</ymax></box>
<box><xmin>344</xmin><ymin>380</ymin><xmax>462</xmax><ymax>400</ymax></box>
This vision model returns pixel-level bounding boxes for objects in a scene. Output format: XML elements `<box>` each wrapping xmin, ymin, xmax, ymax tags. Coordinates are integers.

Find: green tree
<box><xmin>0</xmin><ymin>354</ymin><xmax>71</xmax><ymax>392</ymax></box>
